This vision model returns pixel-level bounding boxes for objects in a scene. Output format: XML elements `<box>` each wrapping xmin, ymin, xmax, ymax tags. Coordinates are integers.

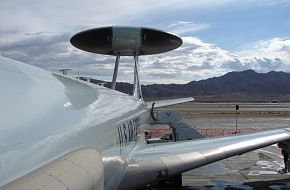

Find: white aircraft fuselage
<box><xmin>0</xmin><ymin>56</ymin><xmax>149</xmax><ymax>189</ymax></box>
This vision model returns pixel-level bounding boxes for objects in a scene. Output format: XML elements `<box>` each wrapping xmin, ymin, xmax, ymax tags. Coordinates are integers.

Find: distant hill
<box><xmin>186</xmin><ymin>69</ymin><xmax>290</xmax><ymax>95</ymax></box>
<box><xmin>83</xmin><ymin>69</ymin><xmax>290</xmax><ymax>102</ymax></box>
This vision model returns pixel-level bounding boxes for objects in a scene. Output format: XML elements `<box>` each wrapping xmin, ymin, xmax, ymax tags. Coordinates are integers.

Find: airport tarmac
<box><xmin>153</xmin><ymin>102</ymin><xmax>290</xmax><ymax>190</ymax></box>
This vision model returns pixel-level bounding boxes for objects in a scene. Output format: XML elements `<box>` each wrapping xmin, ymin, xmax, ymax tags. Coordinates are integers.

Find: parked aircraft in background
<box><xmin>1</xmin><ymin>26</ymin><xmax>290</xmax><ymax>190</ymax></box>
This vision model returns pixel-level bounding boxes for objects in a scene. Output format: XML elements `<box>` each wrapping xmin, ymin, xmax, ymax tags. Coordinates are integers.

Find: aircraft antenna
<box><xmin>70</xmin><ymin>26</ymin><xmax>182</xmax><ymax>99</ymax></box>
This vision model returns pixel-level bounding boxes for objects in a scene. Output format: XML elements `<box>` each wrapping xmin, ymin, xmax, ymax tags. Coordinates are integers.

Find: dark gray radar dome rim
<box><xmin>70</xmin><ymin>26</ymin><xmax>183</xmax><ymax>56</ymax></box>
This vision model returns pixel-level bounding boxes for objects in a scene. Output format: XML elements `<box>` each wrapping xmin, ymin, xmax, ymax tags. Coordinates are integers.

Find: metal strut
<box><xmin>111</xmin><ymin>54</ymin><xmax>120</xmax><ymax>89</ymax></box>
<box><xmin>133</xmin><ymin>55</ymin><xmax>143</xmax><ymax>99</ymax></box>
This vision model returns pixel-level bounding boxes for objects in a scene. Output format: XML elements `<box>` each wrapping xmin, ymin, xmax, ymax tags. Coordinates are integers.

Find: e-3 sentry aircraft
<box><xmin>1</xmin><ymin>26</ymin><xmax>290</xmax><ymax>190</ymax></box>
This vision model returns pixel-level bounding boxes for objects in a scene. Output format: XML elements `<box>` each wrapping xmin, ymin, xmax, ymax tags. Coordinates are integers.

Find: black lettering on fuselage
<box><xmin>122</xmin><ymin>124</ymin><xmax>128</xmax><ymax>143</ymax></box>
<box><xmin>117</xmin><ymin>116</ymin><xmax>141</xmax><ymax>147</ymax></box>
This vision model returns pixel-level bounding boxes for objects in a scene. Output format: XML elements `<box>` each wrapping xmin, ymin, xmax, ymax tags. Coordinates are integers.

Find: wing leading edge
<box><xmin>119</xmin><ymin>128</ymin><xmax>290</xmax><ymax>189</ymax></box>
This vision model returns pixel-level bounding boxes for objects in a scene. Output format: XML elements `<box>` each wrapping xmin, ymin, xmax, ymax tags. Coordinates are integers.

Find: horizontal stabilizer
<box><xmin>147</xmin><ymin>97</ymin><xmax>194</xmax><ymax>108</ymax></box>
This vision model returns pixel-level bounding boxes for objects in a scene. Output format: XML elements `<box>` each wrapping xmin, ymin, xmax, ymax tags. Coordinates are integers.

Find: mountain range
<box><xmin>84</xmin><ymin>69</ymin><xmax>290</xmax><ymax>102</ymax></box>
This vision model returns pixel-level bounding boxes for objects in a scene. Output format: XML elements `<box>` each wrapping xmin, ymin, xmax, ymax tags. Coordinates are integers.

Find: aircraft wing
<box><xmin>147</xmin><ymin>97</ymin><xmax>194</xmax><ymax>108</ymax></box>
<box><xmin>119</xmin><ymin>128</ymin><xmax>290</xmax><ymax>189</ymax></box>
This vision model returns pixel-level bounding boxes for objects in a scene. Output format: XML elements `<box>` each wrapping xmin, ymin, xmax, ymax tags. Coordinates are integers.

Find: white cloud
<box><xmin>140</xmin><ymin>37</ymin><xmax>239</xmax><ymax>83</ymax></box>
<box><xmin>0</xmin><ymin>0</ymin><xmax>216</xmax><ymax>39</ymax></box>
<box><xmin>261</xmin><ymin>0</ymin><xmax>290</xmax><ymax>6</ymax></box>
<box><xmin>1</xmin><ymin>0</ymin><xmax>288</xmax><ymax>40</ymax></box>
<box><xmin>167</xmin><ymin>21</ymin><xmax>209</xmax><ymax>35</ymax></box>
<box><xmin>0</xmin><ymin>0</ymin><xmax>290</xmax><ymax>84</ymax></box>
<box><xmin>139</xmin><ymin>36</ymin><xmax>290</xmax><ymax>83</ymax></box>
<box><xmin>1</xmin><ymin>33</ymin><xmax>290</xmax><ymax>84</ymax></box>
<box><xmin>236</xmin><ymin>38</ymin><xmax>290</xmax><ymax>71</ymax></box>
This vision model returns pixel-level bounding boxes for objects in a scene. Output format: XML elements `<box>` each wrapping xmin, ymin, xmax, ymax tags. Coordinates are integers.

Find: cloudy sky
<box><xmin>0</xmin><ymin>0</ymin><xmax>290</xmax><ymax>84</ymax></box>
